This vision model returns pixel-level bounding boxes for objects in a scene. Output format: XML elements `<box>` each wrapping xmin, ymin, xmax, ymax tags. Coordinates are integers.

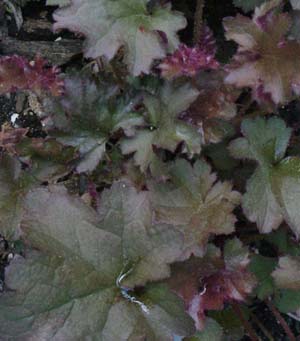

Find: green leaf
<box><xmin>44</xmin><ymin>75</ymin><xmax>143</xmax><ymax>173</ymax></box>
<box><xmin>208</xmin><ymin>307</ymin><xmax>245</xmax><ymax>340</ymax></box>
<box><xmin>53</xmin><ymin>0</ymin><xmax>186</xmax><ymax>75</ymax></box>
<box><xmin>228</xmin><ymin>117</ymin><xmax>291</xmax><ymax>166</ymax></box>
<box><xmin>233</xmin><ymin>0</ymin><xmax>268</xmax><ymax>12</ymax></box>
<box><xmin>271</xmin><ymin>157</ymin><xmax>300</xmax><ymax>238</ymax></box>
<box><xmin>266</xmin><ymin>229</ymin><xmax>300</xmax><ymax>256</ymax></box>
<box><xmin>149</xmin><ymin>158</ymin><xmax>241</xmax><ymax>258</ymax></box>
<box><xmin>121</xmin><ymin>83</ymin><xmax>201</xmax><ymax>172</ymax></box>
<box><xmin>229</xmin><ymin>117</ymin><xmax>300</xmax><ymax>236</ymax></box>
<box><xmin>242</xmin><ymin>167</ymin><xmax>283</xmax><ymax>233</ymax></box>
<box><xmin>274</xmin><ymin>289</ymin><xmax>300</xmax><ymax>313</ymax></box>
<box><xmin>184</xmin><ymin>318</ymin><xmax>223</xmax><ymax>341</ymax></box>
<box><xmin>16</xmin><ymin>138</ymin><xmax>75</xmax><ymax>182</ymax></box>
<box><xmin>249</xmin><ymin>255</ymin><xmax>276</xmax><ymax>299</ymax></box>
<box><xmin>0</xmin><ymin>182</ymin><xmax>195</xmax><ymax>339</ymax></box>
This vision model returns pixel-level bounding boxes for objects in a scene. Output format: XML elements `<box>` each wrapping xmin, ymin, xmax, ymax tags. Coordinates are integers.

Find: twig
<box><xmin>265</xmin><ymin>299</ymin><xmax>296</xmax><ymax>341</ymax></box>
<box><xmin>193</xmin><ymin>0</ymin><xmax>205</xmax><ymax>44</ymax></box>
<box><xmin>0</xmin><ymin>36</ymin><xmax>82</xmax><ymax>65</ymax></box>
<box><xmin>232</xmin><ymin>303</ymin><xmax>260</xmax><ymax>341</ymax></box>
<box><xmin>250</xmin><ymin>311</ymin><xmax>274</xmax><ymax>341</ymax></box>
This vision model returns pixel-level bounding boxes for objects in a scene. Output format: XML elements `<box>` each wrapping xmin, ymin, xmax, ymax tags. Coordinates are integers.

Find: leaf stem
<box><xmin>193</xmin><ymin>0</ymin><xmax>205</xmax><ymax>44</ymax></box>
<box><xmin>250</xmin><ymin>311</ymin><xmax>274</xmax><ymax>341</ymax></box>
<box><xmin>232</xmin><ymin>303</ymin><xmax>260</xmax><ymax>341</ymax></box>
<box><xmin>265</xmin><ymin>299</ymin><xmax>296</xmax><ymax>341</ymax></box>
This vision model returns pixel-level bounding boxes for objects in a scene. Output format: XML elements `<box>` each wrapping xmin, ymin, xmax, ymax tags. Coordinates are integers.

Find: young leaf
<box><xmin>168</xmin><ymin>239</ymin><xmax>256</xmax><ymax>330</ymax></box>
<box><xmin>121</xmin><ymin>83</ymin><xmax>201</xmax><ymax>172</ymax></box>
<box><xmin>44</xmin><ymin>75</ymin><xmax>143</xmax><ymax>173</ymax></box>
<box><xmin>0</xmin><ymin>182</ymin><xmax>195</xmax><ymax>339</ymax></box>
<box><xmin>0</xmin><ymin>55</ymin><xmax>63</xmax><ymax>97</ymax></box>
<box><xmin>149</xmin><ymin>159</ymin><xmax>241</xmax><ymax>258</ymax></box>
<box><xmin>229</xmin><ymin>117</ymin><xmax>300</xmax><ymax>235</ymax></box>
<box><xmin>159</xmin><ymin>26</ymin><xmax>219</xmax><ymax>80</ymax></box>
<box><xmin>223</xmin><ymin>0</ymin><xmax>300</xmax><ymax>105</ymax></box>
<box><xmin>53</xmin><ymin>0</ymin><xmax>186</xmax><ymax>75</ymax></box>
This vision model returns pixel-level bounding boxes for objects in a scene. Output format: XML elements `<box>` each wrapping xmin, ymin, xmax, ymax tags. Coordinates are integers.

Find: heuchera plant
<box><xmin>1</xmin><ymin>0</ymin><xmax>300</xmax><ymax>339</ymax></box>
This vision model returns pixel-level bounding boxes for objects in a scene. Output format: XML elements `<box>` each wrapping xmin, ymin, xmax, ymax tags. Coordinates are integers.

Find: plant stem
<box><xmin>193</xmin><ymin>0</ymin><xmax>205</xmax><ymax>44</ymax></box>
<box><xmin>250</xmin><ymin>311</ymin><xmax>274</xmax><ymax>341</ymax></box>
<box><xmin>232</xmin><ymin>303</ymin><xmax>260</xmax><ymax>341</ymax></box>
<box><xmin>265</xmin><ymin>299</ymin><xmax>296</xmax><ymax>341</ymax></box>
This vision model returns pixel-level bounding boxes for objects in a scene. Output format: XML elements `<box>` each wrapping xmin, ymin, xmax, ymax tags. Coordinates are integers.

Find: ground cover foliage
<box><xmin>2</xmin><ymin>0</ymin><xmax>300</xmax><ymax>339</ymax></box>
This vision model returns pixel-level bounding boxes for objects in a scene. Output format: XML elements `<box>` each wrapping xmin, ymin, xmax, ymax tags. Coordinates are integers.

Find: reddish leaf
<box><xmin>169</xmin><ymin>239</ymin><xmax>256</xmax><ymax>330</ymax></box>
<box><xmin>159</xmin><ymin>27</ymin><xmax>219</xmax><ymax>79</ymax></box>
<box><xmin>0</xmin><ymin>55</ymin><xmax>64</xmax><ymax>96</ymax></box>
<box><xmin>180</xmin><ymin>71</ymin><xmax>239</xmax><ymax>144</ymax></box>
<box><xmin>223</xmin><ymin>0</ymin><xmax>300</xmax><ymax>105</ymax></box>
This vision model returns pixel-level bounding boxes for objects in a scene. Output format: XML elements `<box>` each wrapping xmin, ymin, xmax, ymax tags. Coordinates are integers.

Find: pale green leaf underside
<box><xmin>272</xmin><ymin>256</ymin><xmax>300</xmax><ymax>290</ymax></box>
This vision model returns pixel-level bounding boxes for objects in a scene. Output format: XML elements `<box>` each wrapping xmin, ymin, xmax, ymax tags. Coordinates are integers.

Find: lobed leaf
<box><xmin>224</xmin><ymin>0</ymin><xmax>300</xmax><ymax>105</ymax></box>
<box><xmin>149</xmin><ymin>158</ymin><xmax>241</xmax><ymax>258</ymax></box>
<box><xmin>121</xmin><ymin>83</ymin><xmax>201</xmax><ymax>171</ymax></box>
<box><xmin>229</xmin><ymin>117</ymin><xmax>300</xmax><ymax>235</ymax></box>
<box><xmin>53</xmin><ymin>0</ymin><xmax>186</xmax><ymax>75</ymax></box>
<box><xmin>0</xmin><ymin>182</ymin><xmax>195</xmax><ymax>339</ymax></box>
<box><xmin>43</xmin><ymin>75</ymin><xmax>143</xmax><ymax>173</ymax></box>
<box><xmin>168</xmin><ymin>239</ymin><xmax>256</xmax><ymax>330</ymax></box>
<box><xmin>180</xmin><ymin>70</ymin><xmax>238</xmax><ymax>144</ymax></box>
